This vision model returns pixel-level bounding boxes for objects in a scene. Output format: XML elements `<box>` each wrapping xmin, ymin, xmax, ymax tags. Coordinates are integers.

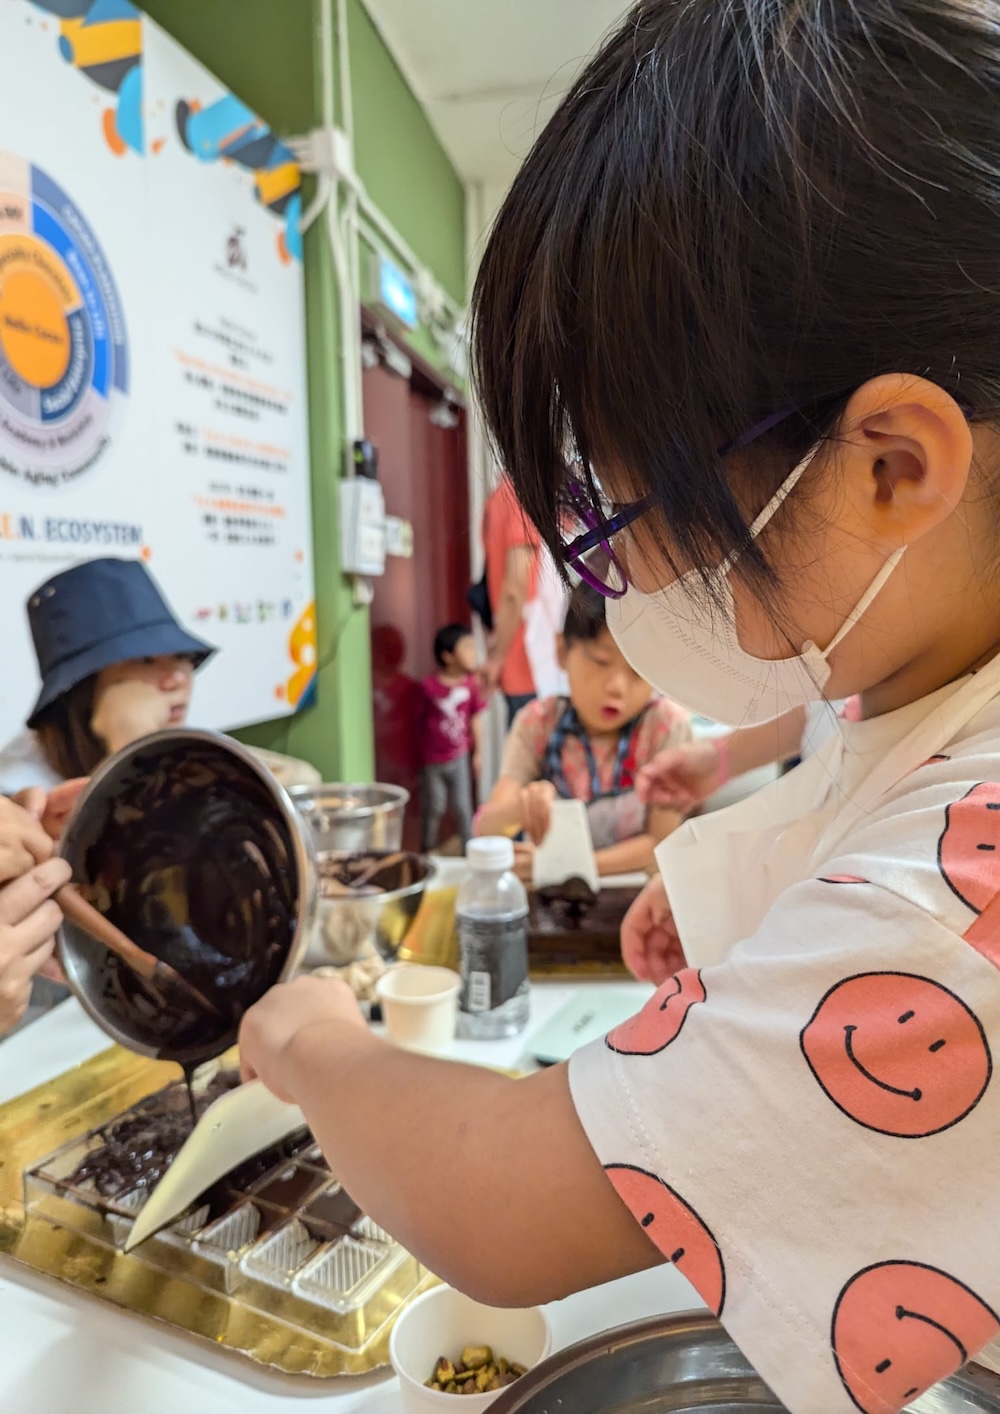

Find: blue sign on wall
<box><xmin>377</xmin><ymin>256</ymin><xmax>419</xmax><ymax>330</ymax></box>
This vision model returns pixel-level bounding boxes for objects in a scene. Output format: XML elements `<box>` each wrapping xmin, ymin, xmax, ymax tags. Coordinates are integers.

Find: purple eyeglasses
<box><xmin>561</xmin><ymin>387</ymin><xmax>976</xmax><ymax>598</ymax></box>
<box><xmin>559</xmin><ymin>406</ymin><xmax>800</xmax><ymax>599</ymax></box>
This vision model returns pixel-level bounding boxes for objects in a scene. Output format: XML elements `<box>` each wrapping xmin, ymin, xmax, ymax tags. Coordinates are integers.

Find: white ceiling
<box><xmin>360</xmin><ymin>0</ymin><xmax>629</xmax><ymax>185</ymax></box>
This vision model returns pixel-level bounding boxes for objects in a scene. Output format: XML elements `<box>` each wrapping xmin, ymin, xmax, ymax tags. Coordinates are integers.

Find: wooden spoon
<box><xmin>56</xmin><ymin>883</ymin><xmax>224</xmax><ymax>1021</ymax></box>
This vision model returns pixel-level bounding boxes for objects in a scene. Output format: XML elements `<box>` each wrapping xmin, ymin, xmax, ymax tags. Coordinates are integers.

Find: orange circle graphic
<box><xmin>0</xmin><ymin>266</ymin><xmax>71</xmax><ymax>388</ymax></box>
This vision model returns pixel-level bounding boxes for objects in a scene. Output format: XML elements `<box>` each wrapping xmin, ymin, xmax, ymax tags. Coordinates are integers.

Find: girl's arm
<box><xmin>595</xmin><ymin>803</ymin><xmax>683</xmax><ymax>876</ymax></box>
<box><xmin>239</xmin><ymin>978</ymin><xmax>662</xmax><ymax>1307</ymax></box>
<box><xmin>474</xmin><ymin>776</ymin><xmax>524</xmax><ymax>836</ymax></box>
<box><xmin>638</xmin><ymin>706</ymin><xmax>807</xmax><ymax>810</ymax></box>
<box><xmin>723</xmin><ymin>706</ymin><xmax>806</xmax><ymax>779</ymax></box>
<box><xmin>595</xmin><ymin>834</ymin><xmax>656</xmax><ymax>875</ymax></box>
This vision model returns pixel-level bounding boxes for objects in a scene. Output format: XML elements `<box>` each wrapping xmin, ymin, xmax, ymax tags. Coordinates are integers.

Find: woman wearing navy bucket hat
<box><xmin>0</xmin><ymin>558</ymin><xmax>214</xmax><ymax>1036</ymax></box>
<box><xmin>0</xmin><ymin>557</ymin><xmax>215</xmax><ymax>794</ymax></box>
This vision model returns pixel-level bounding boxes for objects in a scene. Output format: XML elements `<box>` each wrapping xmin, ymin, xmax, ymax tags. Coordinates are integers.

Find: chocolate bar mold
<box><xmin>23</xmin><ymin>1074</ymin><xmax>423</xmax><ymax>1352</ymax></box>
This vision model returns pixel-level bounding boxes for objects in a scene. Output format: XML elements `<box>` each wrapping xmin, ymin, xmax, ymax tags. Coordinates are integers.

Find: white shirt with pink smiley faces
<box><xmin>571</xmin><ymin>689</ymin><xmax>1000</xmax><ymax>1414</ymax></box>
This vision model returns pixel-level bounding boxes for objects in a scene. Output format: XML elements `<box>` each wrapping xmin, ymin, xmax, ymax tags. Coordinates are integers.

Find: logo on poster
<box><xmin>225</xmin><ymin>226</ymin><xmax>247</xmax><ymax>271</ymax></box>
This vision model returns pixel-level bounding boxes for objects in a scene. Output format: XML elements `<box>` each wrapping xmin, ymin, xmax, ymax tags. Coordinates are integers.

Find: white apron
<box><xmin>656</xmin><ymin>654</ymin><xmax>1000</xmax><ymax>969</ymax></box>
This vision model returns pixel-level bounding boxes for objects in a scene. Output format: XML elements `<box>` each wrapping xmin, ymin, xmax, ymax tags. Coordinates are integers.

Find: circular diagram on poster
<box><xmin>0</xmin><ymin>152</ymin><xmax>127</xmax><ymax>486</ymax></box>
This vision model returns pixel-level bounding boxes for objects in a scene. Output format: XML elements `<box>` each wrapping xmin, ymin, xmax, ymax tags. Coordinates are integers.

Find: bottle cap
<box><xmin>466</xmin><ymin>836</ymin><xmax>515</xmax><ymax>872</ymax></box>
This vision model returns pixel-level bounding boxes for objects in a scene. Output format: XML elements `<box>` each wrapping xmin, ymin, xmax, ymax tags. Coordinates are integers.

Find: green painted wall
<box><xmin>140</xmin><ymin>0</ymin><xmax>467</xmax><ymax>780</ymax></box>
<box><xmin>349</xmin><ymin>0</ymin><xmax>466</xmax><ymax>305</ymax></box>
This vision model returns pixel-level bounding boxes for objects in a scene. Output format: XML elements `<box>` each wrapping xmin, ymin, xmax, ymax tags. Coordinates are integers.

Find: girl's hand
<box><xmin>0</xmin><ymin>854</ymin><xmax>72</xmax><ymax>1034</ymax></box>
<box><xmin>636</xmin><ymin>739</ymin><xmax>725</xmax><ymax>810</ymax></box>
<box><xmin>518</xmin><ymin>780</ymin><xmax>557</xmax><ymax>845</ymax></box>
<box><xmin>513</xmin><ymin>840</ymin><xmax>535</xmax><ymax>883</ymax></box>
<box><xmin>91</xmin><ymin>679</ymin><xmax>173</xmax><ymax>755</ymax></box>
<box><xmin>620</xmin><ymin>873</ymin><xmax>686</xmax><ymax>985</ymax></box>
<box><xmin>239</xmin><ymin>975</ymin><xmax>366</xmax><ymax>1102</ymax></box>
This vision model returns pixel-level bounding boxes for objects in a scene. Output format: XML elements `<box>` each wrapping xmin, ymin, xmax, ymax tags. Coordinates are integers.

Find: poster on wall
<box><xmin>0</xmin><ymin>0</ymin><xmax>316</xmax><ymax>743</ymax></box>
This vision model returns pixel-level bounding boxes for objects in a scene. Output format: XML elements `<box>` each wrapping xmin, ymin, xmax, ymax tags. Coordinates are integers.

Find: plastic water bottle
<box><xmin>456</xmin><ymin>837</ymin><xmax>530</xmax><ymax>1039</ymax></box>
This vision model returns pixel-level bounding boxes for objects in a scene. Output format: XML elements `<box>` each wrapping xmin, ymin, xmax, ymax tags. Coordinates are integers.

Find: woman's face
<box><xmin>95</xmin><ymin>655</ymin><xmax>195</xmax><ymax>726</ymax></box>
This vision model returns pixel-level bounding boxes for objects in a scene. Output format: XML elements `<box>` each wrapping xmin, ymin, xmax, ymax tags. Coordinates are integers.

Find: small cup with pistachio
<box><xmin>390</xmin><ymin>1285</ymin><xmax>552</xmax><ymax>1412</ymax></box>
<box><xmin>428</xmin><ymin>1345</ymin><xmax>528</xmax><ymax>1395</ymax></box>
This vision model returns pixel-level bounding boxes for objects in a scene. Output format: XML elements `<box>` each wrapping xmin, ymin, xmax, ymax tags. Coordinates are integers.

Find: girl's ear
<box><xmin>834</xmin><ymin>375</ymin><xmax>974</xmax><ymax>552</ymax></box>
<box><xmin>556</xmin><ymin>634</ymin><xmax>568</xmax><ymax>671</ymax></box>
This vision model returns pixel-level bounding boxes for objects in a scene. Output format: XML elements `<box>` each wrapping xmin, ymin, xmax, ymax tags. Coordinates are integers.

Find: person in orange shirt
<box><xmin>480</xmin><ymin>475</ymin><xmax>543</xmax><ymax>720</ymax></box>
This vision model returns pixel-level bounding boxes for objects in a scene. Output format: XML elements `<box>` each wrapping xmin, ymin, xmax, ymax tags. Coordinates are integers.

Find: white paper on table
<box><xmin>532</xmin><ymin>798</ymin><xmax>600</xmax><ymax>895</ymax></box>
<box><xmin>125</xmin><ymin>1080</ymin><xmax>305</xmax><ymax>1251</ymax></box>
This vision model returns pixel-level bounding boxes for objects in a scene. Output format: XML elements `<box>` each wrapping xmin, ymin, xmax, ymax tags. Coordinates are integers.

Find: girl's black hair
<box><xmin>472</xmin><ymin>0</ymin><xmax>1000</xmax><ymax>594</ymax></box>
<box><xmin>434</xmin><ymin>623</ymin><xmax>473</xmax><ymax>667</ymax></box>
<box><xmin>562</xmin><ymin>581</ymin><xmax>608</xmax><ymax>645</ymax></box>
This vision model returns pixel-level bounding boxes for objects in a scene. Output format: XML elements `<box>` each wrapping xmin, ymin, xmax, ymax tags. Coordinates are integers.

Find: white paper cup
<box><xmin>390</xmin><ymin>1284</ymin><xmax>552</xmax><ymax>1413</ymax></box>
<box><xmin>376</xmin><ymin>964</ymin><xmax>461</xmax><ymax>1053</ymax></box>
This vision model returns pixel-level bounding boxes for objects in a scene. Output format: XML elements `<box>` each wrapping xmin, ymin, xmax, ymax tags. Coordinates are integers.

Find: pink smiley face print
<box><xmin>606</xmin><ymin>969</ymin><xmax>706</xmax><ymax>1056</ymax></box>
<box><xmin>832</xmin><ymin>1261</ymin><xmax>1000</xmax><ymax>1414</ymax></box>
<box><xmin>800</xmin><ymin>972</ymin><xmax>991</xmax><ymax>1138</ymax></box>
<box><xmin>605</xmin><ymin>1164</ymin><xmax>726</xmax><ymax>1316</ymax></box>
<box><xmin>939</xmin><ymin>781</ymin><xmax>1000</xmax><ymax>913</ymax></box>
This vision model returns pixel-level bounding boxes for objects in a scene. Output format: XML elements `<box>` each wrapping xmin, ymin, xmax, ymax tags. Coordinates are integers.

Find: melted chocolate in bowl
<box><xmin>59</xmin><ymin>734</ymin><xmax>308</xmax><ymax>1066</ymax></box>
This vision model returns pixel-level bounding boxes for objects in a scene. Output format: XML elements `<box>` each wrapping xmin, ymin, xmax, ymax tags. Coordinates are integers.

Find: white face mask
<box><xmin>607</xmin><ymin>448</ymin><xmax>906</xmax><ymax>727</ymax></box>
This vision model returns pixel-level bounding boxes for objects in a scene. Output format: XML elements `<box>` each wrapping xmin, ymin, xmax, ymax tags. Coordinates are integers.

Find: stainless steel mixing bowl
<box><xmin>307</xmin><ymin>852</ymin><xmax>436</xmax><ymax>966</ymax></box>
<box><xmin>288</xmin><ymin>783</ymin><xmax>409</xmax><ymax>854</ymax></box>
<box><xmin>57</xmin><ymin>729</ymin><xmax>316</xmax><ymax>1067</ymax></box>
<box><xmin>490</xmin><ymin>1312</ymin><xmax>1000</xmax><ymax>1413</ymax></box>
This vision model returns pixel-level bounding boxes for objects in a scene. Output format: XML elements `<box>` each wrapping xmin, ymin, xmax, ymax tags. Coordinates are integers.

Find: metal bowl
<box><xmin>490</xmin><ymin>1312</ymin><xmax>1000</xmax><ymax>1413</ymax></box>
<box><xmin>57</xmin><ymin>729</ymin><xmax>316</xmax><ymax>1068</ymax></box>
<box><xmin>307</xmin><ymin>851</ymin><xmax>436</xmax><ymax>967</ymax></box>
<box><xmin>289</xmin><ymin>782</ymin><xmax>409</xmax><ymax>855</ymax></box>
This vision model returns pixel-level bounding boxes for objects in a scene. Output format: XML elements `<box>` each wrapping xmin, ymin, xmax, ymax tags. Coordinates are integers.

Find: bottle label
<box><xmin>458</xmin><ymin>911</ymin><xmax>528</xmax><ymax>1014</ymax></box>
<box><xmin>466</xmin><ymin>970</ymin><xmax>492</xmax><ymax>1014</ymax></box>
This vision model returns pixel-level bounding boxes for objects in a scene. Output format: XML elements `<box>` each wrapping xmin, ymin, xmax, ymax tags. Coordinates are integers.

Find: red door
<box><xmin>362</xmin><ymin>327</ymin><xmax>470</xmax><ymax>850</ymax></box>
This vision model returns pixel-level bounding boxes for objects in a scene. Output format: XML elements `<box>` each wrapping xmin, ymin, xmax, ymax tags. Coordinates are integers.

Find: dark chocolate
<box><xmin>251</xmin><ymin>1164</ymin><xmax>327</xmax><ymax>1210</ymax></box>
<box><xmin>537</xmin><ymin>876</ymin><xmax>599</xmax><ymax>915</ymax></box>
<box><xmin>63</xmin><ymin>739</ymin><xmax>300</xmax><ymax>1064</ymax></box>
<box><xmin>302</xmin><ymin>1186</ymin><xmax>361</xmax><ymax>1234</ymax></box>
<box><xmin>67</xmin><ymin>1070</ymin><xmax>240</xmax><ymax>1199</ymax></box>
<box><xmin>222</xmin><ymin>1130</ymin><xmax>314</xmax><ymax>1192</ymax></box>
<box><xmin>318</xmin><ymin>851</ymin><xmax>426</xmax><ymax>896</ymax></box>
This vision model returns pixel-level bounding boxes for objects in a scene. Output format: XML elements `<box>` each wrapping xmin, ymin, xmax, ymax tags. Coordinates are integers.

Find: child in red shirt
<box><xmin>419</xmin><ymin>625</ymin><xmax>487</xmax><ymax>851</ymax></box>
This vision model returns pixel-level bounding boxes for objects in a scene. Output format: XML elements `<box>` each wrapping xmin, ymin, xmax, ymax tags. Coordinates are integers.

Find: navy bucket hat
<box><xmin>26</xmin><ymin>558</ymin><xmax>216</xmax><ymax>729</ymax></box>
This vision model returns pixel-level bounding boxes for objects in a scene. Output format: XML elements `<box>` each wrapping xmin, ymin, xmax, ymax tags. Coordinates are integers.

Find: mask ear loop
<box><xmin>802</xmin><ymin>545</ymin><xmax>908</xmax><ymax>664</ymax></box>
<box><xmin>716</xmin><ymin>445</ymin><xmax>820</xmax><ymax>579</ymax></box>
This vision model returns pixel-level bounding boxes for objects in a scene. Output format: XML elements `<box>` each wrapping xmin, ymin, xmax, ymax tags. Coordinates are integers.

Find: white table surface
<box><xmin>0</xmin><ymin>984</ymin><xmax>705</xmax><ymax>1413</ymax></box>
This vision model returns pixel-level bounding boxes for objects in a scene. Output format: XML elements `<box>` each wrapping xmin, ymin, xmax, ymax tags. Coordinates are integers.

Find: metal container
<box><xmin>308</xmin><ymin>852</ymin><xmax>437</xmax><ymax>967</ymax></box>
<box><xmin>490</xmin><ymin>1312</ymin><xmax>1000</xmax><ymax>1413</ymax></box>
<box><xmin>289</xmin><ymin>783</ymin><xmax>409</xmax><ymax>855</ymax></box>
<box><xmin>57</xmin><ymin>729</ymin><xmax>317</xmax><ymax>1068</ymax></box>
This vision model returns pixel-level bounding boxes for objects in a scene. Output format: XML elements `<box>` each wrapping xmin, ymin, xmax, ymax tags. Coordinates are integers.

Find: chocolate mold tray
<box><xmin>2</xmin><ymin>1046</ymin><xmax>432</xmax><ymax>1379</ymax></box>
<box><xmin>24</xmin><ymin>1074</ymin><xmax>419</xmax><ymax>1351</ymax></box>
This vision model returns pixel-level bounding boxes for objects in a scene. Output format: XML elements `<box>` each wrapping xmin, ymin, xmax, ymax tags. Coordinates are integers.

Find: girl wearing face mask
<box><xmin>236</xmin><ymin>6</ymin><xmax>1000</xmax><ymax>1409</ymax></box>
<box><xmin>0</xmin><ymin>558</ymin><xmax>214</xmax><ymax>795</ymax></box>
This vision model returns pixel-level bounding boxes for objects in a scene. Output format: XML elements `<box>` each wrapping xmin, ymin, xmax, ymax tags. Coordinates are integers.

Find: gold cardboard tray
<box><xmin>0</xmin><ymin>1044</ymin><xmax>434</xmax><ymax>1380</ymax></box>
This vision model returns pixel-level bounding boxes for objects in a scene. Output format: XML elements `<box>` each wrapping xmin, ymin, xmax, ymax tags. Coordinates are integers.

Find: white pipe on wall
<box><xmin>337</xmin><ymin>0</ymin><xmax>354</xmax><ymax>141</ymax></box>
<box><xmin>309</xmin><ymin>0</ymin><xmax>465</xmax><ymax>453</ymax></box>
